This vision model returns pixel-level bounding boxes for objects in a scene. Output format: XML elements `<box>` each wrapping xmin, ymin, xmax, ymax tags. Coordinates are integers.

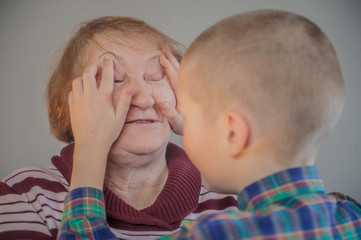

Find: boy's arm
<box><xmin>58</xmin><ymin>57</ymin><xmax>129</xmax><ymax>239</ymax></box>
<box><xmin>58</xmin><ymin>187</ymin><xmax>117</xmax><ymax>240</ymax></box>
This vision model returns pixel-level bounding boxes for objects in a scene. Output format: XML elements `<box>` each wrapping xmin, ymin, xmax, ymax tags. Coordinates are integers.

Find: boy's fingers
<box><xmin>82</xmin><ymin>65</ymin><xmax>98</xmax><ymax>93</ymax></box>
<box><xmin>159</xmin><ymin>102</ymin><xmax>184</xmax><ymax>135</ymax></box>
<box><xmin>160</xmin><ymin>54</ymin><xmax>178</xmax><ymax>93</ymax></box>
<box><xmin>115</xmin><ymin>87</ymin><xmax>134</xmax><ymax>123</ymax></box>
<box><xmin>162</xmin><ymin>44</ymin><xmax>180</xmax><ymax>69</ymax></box>
<box><xmin>100</xmin><ymin>56</ymin><xmax>114</xmax><ymax>93</ymax></box>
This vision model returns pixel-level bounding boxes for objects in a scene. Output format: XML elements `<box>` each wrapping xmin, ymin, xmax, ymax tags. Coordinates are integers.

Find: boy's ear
<box><xmin>224</xmin><ymin>111</ymin><xmax>249</xmax><ymax>158</ymax></box>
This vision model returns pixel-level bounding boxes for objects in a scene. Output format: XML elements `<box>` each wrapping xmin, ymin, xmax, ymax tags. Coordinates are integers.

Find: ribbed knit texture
<box><xmin>1</xmin><ymin>143</ymin><xmax>237</xmax><ymax>239</ymax></box>
<box><xmin>51</xmin><ymin>143</ymin><xmax>202</xmax><ymax>231</ymax></box>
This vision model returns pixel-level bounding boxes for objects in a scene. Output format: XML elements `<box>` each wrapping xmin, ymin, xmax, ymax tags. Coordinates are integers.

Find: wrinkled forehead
<box><xmin>96</xmin><ymin>30</ymin><xmax>160</xmax><ymax>52</ymax></box>
<box><xmin>83</xmin><ymin>31</ymin><xmax>162</xmax><ymax>66</ymax></box>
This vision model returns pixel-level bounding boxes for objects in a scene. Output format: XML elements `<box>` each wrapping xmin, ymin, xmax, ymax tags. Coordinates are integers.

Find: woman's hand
<box><xmin>68</xmin><ymin>56</ymin><xmax>134</xmax><ymax>190</ymax></box>
<box><xmin>159</xmin><ymin>45</ymin><xmax>184</xmax><ymax>135</ymax></box>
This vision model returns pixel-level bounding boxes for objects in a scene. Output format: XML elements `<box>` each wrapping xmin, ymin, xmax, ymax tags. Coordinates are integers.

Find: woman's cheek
<box><xmin>152</xmin><ymin>81</ymin><xmax>176</xmax><ymax>107</ymax></box>
<box><xmin>112</xmin><ymin>84</ymin><xmax>123</xmax><ymax>105</ymax></box>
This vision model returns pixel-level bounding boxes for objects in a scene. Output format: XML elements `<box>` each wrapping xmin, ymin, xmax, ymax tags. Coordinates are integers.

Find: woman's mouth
<box><xmin>125</xmin><ymin>119</ymin><xmax>157</xmax><ymax>124</ymax></box>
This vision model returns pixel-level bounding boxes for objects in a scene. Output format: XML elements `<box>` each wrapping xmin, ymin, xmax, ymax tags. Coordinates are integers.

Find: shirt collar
<box><xmin>237</xmin><ymin>166</ymin><xmax>325</xmax><ymax>212</ymax></box>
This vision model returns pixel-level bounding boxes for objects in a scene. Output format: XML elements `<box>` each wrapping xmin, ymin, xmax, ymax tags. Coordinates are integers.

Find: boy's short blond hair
<box><xmin>181</xmin><ymin>9</ymin><xmax>345</xmax><ymax>159</ymax></box>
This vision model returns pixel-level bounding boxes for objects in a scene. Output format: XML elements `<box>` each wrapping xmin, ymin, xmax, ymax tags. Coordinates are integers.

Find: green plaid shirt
<box><xmin>59</xmin><ymin>166</ymin><xmax>361</xmax><ymax>239</ymax></box>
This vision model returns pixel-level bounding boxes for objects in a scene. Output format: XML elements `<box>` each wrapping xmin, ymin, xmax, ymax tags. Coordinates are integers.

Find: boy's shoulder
<box><xmin>182</xmin><ymin>193</ymin><xmax>361</xmax><ymax>239</ymax></box>
<box><xmin>177</xmin><ymin>169</ymin><xmax>361</xmax><ymax>240</ymax></box>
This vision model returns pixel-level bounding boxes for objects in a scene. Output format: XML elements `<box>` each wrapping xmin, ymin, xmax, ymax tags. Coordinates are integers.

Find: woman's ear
<box><xmin>224</xmin><ymin>111</ymin><xmax>249</xmax><ymax>158</ymax></box>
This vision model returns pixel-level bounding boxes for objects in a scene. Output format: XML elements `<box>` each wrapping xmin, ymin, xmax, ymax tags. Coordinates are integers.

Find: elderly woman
<box><xmin>0</xmin><ymin>16</ymin><xmax>237</xmax><ymax>239</ymax></box>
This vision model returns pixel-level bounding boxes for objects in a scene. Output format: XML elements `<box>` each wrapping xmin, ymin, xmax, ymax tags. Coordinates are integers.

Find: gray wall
<box><xmin>1</xmin><ymin>0</ymin><xmax>360</xmax><ymax>201</ymax></box>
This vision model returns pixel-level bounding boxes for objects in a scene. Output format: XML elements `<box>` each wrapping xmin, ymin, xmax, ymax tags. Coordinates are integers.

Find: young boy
<box><xmin>58</xmin><ymin>9</ymin><xmax>361</xmax><ymax>239</ymax></box>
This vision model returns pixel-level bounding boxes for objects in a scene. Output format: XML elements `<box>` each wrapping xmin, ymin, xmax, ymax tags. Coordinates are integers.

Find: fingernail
<box><xmin>104</xmin><ymin>55</ymin><xmax>111</xmax><ymax>61</ymax></box>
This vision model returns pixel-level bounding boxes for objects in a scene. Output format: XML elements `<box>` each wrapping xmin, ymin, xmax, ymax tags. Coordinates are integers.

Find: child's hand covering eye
<box><xmin>158</xmin><ymin>45</ymin><xmax>184</xmax><ymax>135</ymax></box>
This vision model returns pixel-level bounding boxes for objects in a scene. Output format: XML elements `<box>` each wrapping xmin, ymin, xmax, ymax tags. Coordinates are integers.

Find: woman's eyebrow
<box><xmin>147</xmin><ymin>52</ymin><xmax>163</xmax><ymax>67</ymax></box>
<box><xmin>98</xmin><ymin>51</ymin><xmax>161</xmax><ymax>65</ymax></box>
<box><xmin>149</xmin><ymin>53</ymin><xmax>161</xmax><ymax>62</ymax></box>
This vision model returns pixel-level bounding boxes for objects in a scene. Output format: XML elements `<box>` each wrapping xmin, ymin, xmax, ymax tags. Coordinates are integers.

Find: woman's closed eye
<box><xmin>114</xmin><ymin>71</ymin><xmax>126</xmax><ymax>85</ymax></box>
<box><xmin>113</xmin><ymin>78</ymin><xmax>126</xmax><ymax>90</ymax></box>
<box><xmin>145</xmin><ymin>66</ymin><xmax>165</xmax><ymax>82</ymax></box>
<box><xmin>114</xmin><ymin>79</ymin><xmax>125</xmax><ymax>83</ymax></box>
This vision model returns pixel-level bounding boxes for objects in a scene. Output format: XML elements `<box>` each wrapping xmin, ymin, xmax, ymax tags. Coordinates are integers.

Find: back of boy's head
<box><xmin>181</xmin><ymin>9</ymin><xmax>345</xmax><ymax>162</ymax></box>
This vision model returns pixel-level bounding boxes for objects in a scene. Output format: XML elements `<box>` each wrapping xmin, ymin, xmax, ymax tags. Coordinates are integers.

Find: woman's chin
<box><xmin>111</xmin><ymin>129</ymin><xmax>171</xmax><ymax>156</ymax></box>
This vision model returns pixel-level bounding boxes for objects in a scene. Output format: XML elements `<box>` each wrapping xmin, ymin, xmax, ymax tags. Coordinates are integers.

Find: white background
<box><xmin>1</xmin><ymin>0</ymin><xmax>360</xmax><ymax>201</ymax></box>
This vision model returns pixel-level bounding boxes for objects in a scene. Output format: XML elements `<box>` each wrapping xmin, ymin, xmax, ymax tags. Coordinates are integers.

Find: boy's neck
<box><xmin>232</xmin><ymin>141</ymin><xmax>317</xmax><ymax>193</ymax></box>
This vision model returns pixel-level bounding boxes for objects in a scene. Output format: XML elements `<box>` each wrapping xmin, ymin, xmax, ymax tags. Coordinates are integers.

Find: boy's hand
<box><xmin>68</xmin><ymin>56</ymin><xmax>134</xmax><ymax>190</ymax></box>
<box><xmin>69</xmin><ymin>56</ymin><xmax>133</xmax><ymax>149</ymax></box>
<box><xmin>159</xmin><ymin>45</ymin><xmax>184</xmax><ymax>135</ymax></box>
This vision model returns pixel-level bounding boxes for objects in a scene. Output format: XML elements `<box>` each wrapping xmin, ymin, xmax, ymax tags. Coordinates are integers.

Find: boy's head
<box><xmin>178</xmin><ymin>9</ymin><xmax>345</xmax><ymax>193</ymax></box>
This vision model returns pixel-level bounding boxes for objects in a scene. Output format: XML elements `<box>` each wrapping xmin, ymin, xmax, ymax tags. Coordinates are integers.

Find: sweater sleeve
<box><xmin>58</xmin><ymin>187</ymin><xmax>117</xmax><ymax>240</ymax></box>
<box><xmin>0</xmin><ymin>181</ymin><xmax>54</xmax><ymax>239</ymax></box>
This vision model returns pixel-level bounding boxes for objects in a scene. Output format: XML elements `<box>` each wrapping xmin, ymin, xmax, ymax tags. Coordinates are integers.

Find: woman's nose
<box><xmin>129</xmin><ymin>79</ymin><xmax>155</xmax><ymax>109</ymax></box>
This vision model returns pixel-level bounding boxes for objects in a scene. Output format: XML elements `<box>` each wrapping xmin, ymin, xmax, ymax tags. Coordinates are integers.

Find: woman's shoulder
<box><xmin>166</xmin><ymin>142</ymin><xmax>187</xmax><ymax>158</ymax></box>
<box><xmin>0</xmin><ymin>166</ymin><xmax>68</xmax><ymax>238</ymax></box>
<box><xmin>1</xmin><ymin>165</ymin><xmax>69</xmax><ymax>194</ymax></box>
